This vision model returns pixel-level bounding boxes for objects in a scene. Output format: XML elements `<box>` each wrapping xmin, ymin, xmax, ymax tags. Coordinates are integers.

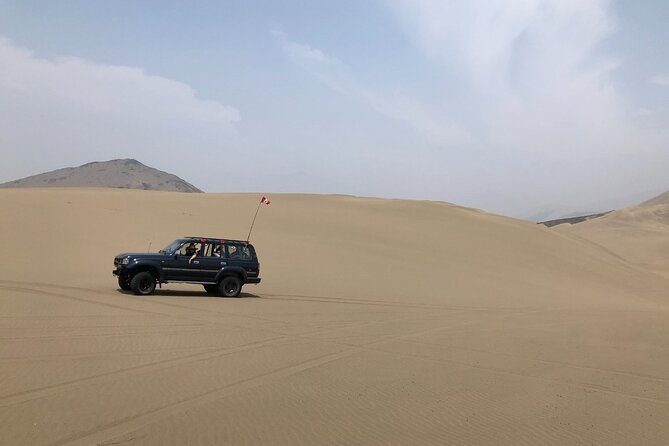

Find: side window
<box><xmin>178</xmin><ymin>243</ymin><xmax>201</xmax><ymax>256</ymax></box>
<box><xmin>204</xmin><ymin>243</ymin><xmax>222</xmax><ymax>257</ymax></box>
<box><xmin>225</xmin><ymin>244</ymin><xmax>253</xmax><ymax>260</ymax></box>
<box><xmin>227</xmin><ymin>244</ymin><xmax>240</xmax><ymax>258</ymax></box>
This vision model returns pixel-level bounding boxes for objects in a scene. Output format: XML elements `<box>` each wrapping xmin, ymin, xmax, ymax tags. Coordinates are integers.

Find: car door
<box><xmin>191</xmin><ymin>243</ymin><xmax>226</xmax><ymax>283</ymax></box>
<box><xmin>161</xmin><ymin>242</ymin><xmax>201</xmax><ymax>281</ymax></box>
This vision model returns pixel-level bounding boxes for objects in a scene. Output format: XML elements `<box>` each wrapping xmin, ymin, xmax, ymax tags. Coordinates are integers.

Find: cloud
<box><xmin>276</xmin><ymin>2</ymin><xmax>666</xmax><ymax>161</ymax></box>
<box><xmin>272</xmin><ymin>2</ymin><xmax>668</xmax><ymax>216</ymax></box>
<box><xmin>375</xmin><ymin>0</ymin><xmax>669</xmax><ymax>218</ymax></box>
<box><xmin>650</xmin><ymin>75</ymin><xmax>669</xmax><ymax>87</ymax></box>
<box><xmin>383</xmin><ymin>0</ymin><xmax>660</xmax><ymax>157</ymax></box>
<box><xmin>273</xmin><ymin>31</ymin><xmax>335</xmax><ymax>66</ymax></box>
<box><xmin>0</xmin><ymin>36</ymin><xmax>240</xmax><ymax>184</ymax></box>
<box><xmin>273</xmin><ymin>31</ymin><xmax>473</xmax><ymax>147</ymax></box>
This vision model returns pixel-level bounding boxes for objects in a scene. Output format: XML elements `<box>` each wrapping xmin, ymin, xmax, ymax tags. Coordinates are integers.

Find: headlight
<box><xmin>121</xmin><ymin>257</ymin><xmax>130</xmax><ymax>265</ymax></box>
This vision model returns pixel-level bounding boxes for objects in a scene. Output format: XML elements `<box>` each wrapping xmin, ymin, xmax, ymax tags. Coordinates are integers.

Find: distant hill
<box><xmin>538</xmin><ymin>211</ymin><xmax>613</xmax><ymax>227</ymax></box>
<box><xmin>525</xmin><ymin>187</ymin><xmax>666</xmax><ymax>223</ymax></box>
<box><xmin>537</xmin><ymin>189</ymin><xmax>669</xmax><ymax>227</ymax></box>
<box><xmin>0</xmin><ymin>159</ymin><xmax>202</xmax><ymax>193</ymax></box>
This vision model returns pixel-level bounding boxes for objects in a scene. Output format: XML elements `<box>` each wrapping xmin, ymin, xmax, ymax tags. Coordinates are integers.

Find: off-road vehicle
<box><xmin>113</xmin><ymin>237</ymin><xmax>261</xmax><ymax>297</ymax></box>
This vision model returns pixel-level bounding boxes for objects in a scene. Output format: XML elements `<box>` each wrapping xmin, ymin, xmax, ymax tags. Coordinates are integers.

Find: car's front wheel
<box><xmin>130</xmin><ymin>271</ymin><xmax>156</xmax><ymax>295</ymax></box>
<box><xmin>118</xmin><ymin>274</ymin><xmax>131</xmax><ymax>291</ymax></box>
<box><xmin>219</xmin><ymin>276</ymin><xmax>242</xmax><ymax>297</ymax></box>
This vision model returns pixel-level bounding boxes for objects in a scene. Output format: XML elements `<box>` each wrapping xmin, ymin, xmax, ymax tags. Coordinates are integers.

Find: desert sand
<box><xmin>557</xmin><ymin>194</ymin><xmax>669</xmax><ymax>279</ymax></box>
<box><xmin>1</xmin><ymin>188</ymin><xmax>669</xmax><ymax>445</ymax></box>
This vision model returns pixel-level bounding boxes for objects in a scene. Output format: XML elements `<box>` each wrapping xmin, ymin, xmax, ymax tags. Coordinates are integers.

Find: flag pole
<box><xmin>246</xmin><ymin>200</ymin><xmax>263</xmax><ymax>242</ymax></box>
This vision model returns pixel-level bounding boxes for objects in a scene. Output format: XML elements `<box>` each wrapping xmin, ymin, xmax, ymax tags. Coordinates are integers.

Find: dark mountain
<box><xmin>538</xmin><ymin>211</ymin><xmax>613</xmax><ymax>227</ymax></box>
<box><xmin>539</xmin><ymin>189</ymin><xmax>669</xmax><ymax>227</ymax></box>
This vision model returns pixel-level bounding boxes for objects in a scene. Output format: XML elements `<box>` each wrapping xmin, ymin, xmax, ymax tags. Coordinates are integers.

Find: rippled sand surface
<box><xmin>2</xmin><ymin>188</ymin><xmax>668</xmax><ymax>445</ymax></box>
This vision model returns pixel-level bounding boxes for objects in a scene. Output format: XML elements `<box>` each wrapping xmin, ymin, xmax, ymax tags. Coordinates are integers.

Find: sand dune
<box><xmin>1</xmin><ymin>188</ymin><xmax>668</xmax><ymax>445</ymax></box>
<box><xmin>557</xmin><ymin>193</ymin><xmax>669</xmax><ymax>278</ymax></box>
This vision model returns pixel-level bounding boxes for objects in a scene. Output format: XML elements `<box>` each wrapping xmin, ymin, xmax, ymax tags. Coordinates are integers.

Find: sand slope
<box><xmin>557</xmin><ymin>193</ymin><xmax>669</xmax><ymax>278</ymax></box>
<box><xmin>1</xmin><ymin>188</ymin><xmax>668</xmax><ymax>445</ymax></box>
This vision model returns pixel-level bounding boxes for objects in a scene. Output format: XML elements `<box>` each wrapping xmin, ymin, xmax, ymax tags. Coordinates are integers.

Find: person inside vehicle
<box><xmin>185</xmin><ymin>243</ymin><xmax>198</xmax><ymax>264</ymax></box>
<box><xmin>213</xmin><ymin>246</ymin><xmax>222</xmax><ymax>257</ymax></box>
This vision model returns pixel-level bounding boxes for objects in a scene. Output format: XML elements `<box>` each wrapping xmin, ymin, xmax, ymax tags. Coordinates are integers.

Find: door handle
<box><xmin>193</xmin><ymin>261</ymin><xmax>200</xmax><ymax>264</ymax></box>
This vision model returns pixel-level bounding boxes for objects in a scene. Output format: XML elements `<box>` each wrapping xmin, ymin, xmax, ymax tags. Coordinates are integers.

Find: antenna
<box><xmin>147</xmin><ymin>241</ymin><xmax>152</xmax><ymax>252</ymax></box>
<box><xmin>246</xmin><ymin>196</ymin><xmax>270</xmax><ymax>242</ymax></box>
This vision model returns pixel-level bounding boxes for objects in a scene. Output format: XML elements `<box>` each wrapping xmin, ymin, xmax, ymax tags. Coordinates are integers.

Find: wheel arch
<box><xmin>126</xmin><ymin>264</ymin><xmax>160</xmax><ymax>280</ymax></box>
<box><xmin>215</xmin><ymin>267</ymin><xmax>247</xmax><ymax>284</ymax></box>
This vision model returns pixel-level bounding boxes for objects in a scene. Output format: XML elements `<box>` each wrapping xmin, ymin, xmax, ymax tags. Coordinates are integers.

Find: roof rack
<box><xmin>183</xmin><ymin>236</ymin><xmax>250</xmax><ymax>243</ymax></box>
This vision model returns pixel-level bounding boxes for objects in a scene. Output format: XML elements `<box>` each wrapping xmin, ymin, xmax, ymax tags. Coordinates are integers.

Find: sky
<box><xmin>0</xmin><ymin>0</ymin><xmax>667</xmax><ymax>219</ymax></box>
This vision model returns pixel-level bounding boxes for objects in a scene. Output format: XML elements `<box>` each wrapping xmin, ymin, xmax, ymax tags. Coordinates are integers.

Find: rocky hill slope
<box><xmin>0</xmin><ymin>159</ymin><xmax>202</xmax><ymax>192</ymax></box>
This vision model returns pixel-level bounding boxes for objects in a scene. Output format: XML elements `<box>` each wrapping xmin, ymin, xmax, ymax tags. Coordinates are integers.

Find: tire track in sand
<box><xmin>52</xmin><ymin>316</ymin><xmax>669</xmax><ymax>446</ymax></box>
<box><xmin>0</xmin><ymin>337</ymin><xmax>287</xmax><ymax>407</ymax></box>
<box><xmin>52</xmin><ymin>345</ymin><xmax>364</xmax><ymax>446</ymax></box>
<box><xmin>0</xmin><ymin>283</ymin><xmax>170</xmax><ymax>317</ymax></box>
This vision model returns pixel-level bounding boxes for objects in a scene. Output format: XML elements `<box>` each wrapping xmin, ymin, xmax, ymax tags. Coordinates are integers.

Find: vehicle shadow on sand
<box><xmin>116</xmin><ymin>289</ymin><xmax>261</xmax><ymax>299</ymax></box>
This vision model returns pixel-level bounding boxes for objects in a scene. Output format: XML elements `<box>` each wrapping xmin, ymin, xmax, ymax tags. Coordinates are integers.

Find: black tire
<box><xmin>118</xmin><ymin>274</ymin><xmax>131</xmax><ymax>291</ymax></box>
<box><xmin>219</xmin><ymin>276</ymin><xmax>242</xmax><ymax>297</ymax></box>
<box><xmin>203</xmin><ymin>284</ymin><xmax>219</xmax><ymax>294</ymax></box>
<box><xmin>130</xmin><ymin>271</ymin><xmax>156</xmax><ymax>295</ymax></box>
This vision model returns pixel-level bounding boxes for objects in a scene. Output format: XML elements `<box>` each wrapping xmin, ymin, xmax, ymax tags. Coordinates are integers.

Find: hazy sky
<box><xmin>1</xmin><ymin>0</ymin><xmax>667</xmax><ymax>218</ymax></box>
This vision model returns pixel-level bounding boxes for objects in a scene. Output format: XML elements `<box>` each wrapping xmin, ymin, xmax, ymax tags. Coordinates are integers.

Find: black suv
<box><xmin>113</xmin><ymin>237</ymin><xmax>261</xmax><ymax>297</ymax></box>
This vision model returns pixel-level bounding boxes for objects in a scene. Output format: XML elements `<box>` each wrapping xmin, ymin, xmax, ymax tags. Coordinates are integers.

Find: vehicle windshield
<box><xmin>159</xmin><ymin>239</ymin><xmax>185</xmax><ymax>255</ymax></box>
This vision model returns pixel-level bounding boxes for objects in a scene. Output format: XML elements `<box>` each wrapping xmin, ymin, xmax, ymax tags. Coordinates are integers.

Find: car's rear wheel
<box><xmin>130</xmin><ymin>271</ymin><xmax>156</xmax><ymax>295</ymax></box>
<box><xmin>219</xmin><ymin>276</ymin><xmax>242</xmax><ymax>297</ymax></box>
<box><xmin>118</xmin><ymin>274</ymin><xmax>131</xmax><ymax>291</ymax></box>
<box><xmin>203</xmin><ymin>284</ymin><xmax>218</xmax><ymax>294</ymax></box>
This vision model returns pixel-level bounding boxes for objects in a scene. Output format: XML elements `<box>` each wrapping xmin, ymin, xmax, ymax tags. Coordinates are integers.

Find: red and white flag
<box><xmin>261</xmin><ymin>196</ymin><xmax>270</xmax><ymax>205</ymax></box>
